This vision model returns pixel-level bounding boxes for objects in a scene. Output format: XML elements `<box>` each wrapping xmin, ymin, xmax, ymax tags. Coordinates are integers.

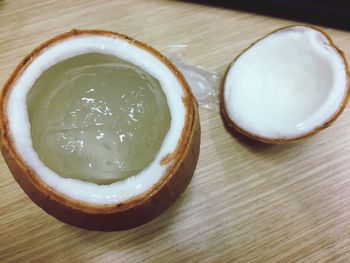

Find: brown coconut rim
<box><xmin>221</xmin><ymin>25</ymin><xmax>350</xmax><ymax>144</ymax></box>
<box><xmin>0</xmin><ymin>29</ymin><xmax>200</xmax><ymax>231</ymax></box>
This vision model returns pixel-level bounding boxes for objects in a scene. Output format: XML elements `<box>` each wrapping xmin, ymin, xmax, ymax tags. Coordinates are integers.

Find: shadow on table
<box><xmin>179</xmin><ymin>0</ymin><xmax>350</xmax><ymax>31</ymax></box>
<box><xmin>53</xmin><ymin>186</ymin><xmax>195</xmax><ymax>260</ymax></box>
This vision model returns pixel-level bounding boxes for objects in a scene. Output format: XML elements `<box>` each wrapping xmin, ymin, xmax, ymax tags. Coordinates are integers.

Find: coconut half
<box><xmin>0</xmin><ymin>29</ymin><xmax>200</xmax><ymax>231</ymax></box>
<box><xmin>222</xmin><ymin>26</ymin><xmax>350</xmax><ymax>143</ymax></box>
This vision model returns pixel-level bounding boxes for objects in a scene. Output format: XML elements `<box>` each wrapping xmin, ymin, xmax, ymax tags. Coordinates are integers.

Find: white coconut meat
<box><xmin>7</xmin><ymin>35</ymin><xmax>186</xmax><ymax>205</ymax></box>
<box><xmin>224</xmin><ymin>26</ymin><xmax>349</xmax><ymax>140</ymax></box>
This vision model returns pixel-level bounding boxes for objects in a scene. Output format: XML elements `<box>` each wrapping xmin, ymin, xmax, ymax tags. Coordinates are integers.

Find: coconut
<box><xmin>0</xmin><ymin>29</ymin><xmax>200</xmax><ymax>231</ymax></box>
<box><xmin>222</xmin><ymin>26</ymin><xmax>350</xmax><ymax>143</ymax></box>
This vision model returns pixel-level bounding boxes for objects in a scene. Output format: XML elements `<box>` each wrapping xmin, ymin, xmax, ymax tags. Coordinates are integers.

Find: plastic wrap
<box><xmin>165</xmin><ymin>45</ymin><xmax>220</xmax><ymax>111</ymax></box>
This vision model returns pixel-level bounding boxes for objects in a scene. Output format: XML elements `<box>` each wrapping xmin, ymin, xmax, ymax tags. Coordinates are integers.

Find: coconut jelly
<box><xmin>27</xmin><ymin>53</ymin><xmax>171</xmax><ymax>185</ymax></box>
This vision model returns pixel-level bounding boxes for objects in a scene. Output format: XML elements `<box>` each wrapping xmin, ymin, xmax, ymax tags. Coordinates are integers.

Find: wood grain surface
<box><xmin>1</xmin><ymin>1</ymin><xmax>350</xmax><ymax>262</ymax></box>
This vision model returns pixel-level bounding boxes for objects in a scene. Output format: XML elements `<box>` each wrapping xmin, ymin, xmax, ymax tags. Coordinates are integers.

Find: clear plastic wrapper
<box><xmin>165</xmin><ymin>45</ymin><xmax>220</xmax><ymax>111</ymax></box>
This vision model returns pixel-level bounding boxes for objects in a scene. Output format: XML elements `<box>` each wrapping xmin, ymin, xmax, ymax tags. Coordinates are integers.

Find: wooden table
<box><xmin>1</xmin><ymin>1</ymin><xmax>350</xmax><ymax>262</ymax></box>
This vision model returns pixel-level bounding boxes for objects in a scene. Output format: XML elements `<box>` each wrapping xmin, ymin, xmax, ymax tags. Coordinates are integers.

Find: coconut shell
<box><xmin>221</xmin><ymin>25</ymin><xmax>350</xmax><ymax>144</ymax></box>
<box><xmin>0</xmin><ymin>29</ymin><xmax>200</xmax><ymax>231</ymax></box>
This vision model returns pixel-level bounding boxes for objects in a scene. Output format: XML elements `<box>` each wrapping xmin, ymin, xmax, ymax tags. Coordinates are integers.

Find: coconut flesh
<box><xmin>223</xmin><ymin>26</ymin><xmax>349</xmax><ymax>141</ymax></box>
<box><xmin>6</xmin><ymin>34</ymin><xmax>187</xmax><ymax>205</ymax></box>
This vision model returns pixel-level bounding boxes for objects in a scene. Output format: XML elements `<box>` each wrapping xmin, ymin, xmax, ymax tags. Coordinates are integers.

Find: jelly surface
<box><xmin>27</xmin><ymin>53</ymin><xmax>171</xmax><ymax>184</ymax></box>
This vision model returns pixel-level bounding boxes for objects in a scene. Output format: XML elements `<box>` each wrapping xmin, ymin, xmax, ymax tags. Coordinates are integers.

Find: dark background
<box><xmin>182</xmin><ymin>0</ymin><xmax>350</xmax><ymax>31</ymax></box>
